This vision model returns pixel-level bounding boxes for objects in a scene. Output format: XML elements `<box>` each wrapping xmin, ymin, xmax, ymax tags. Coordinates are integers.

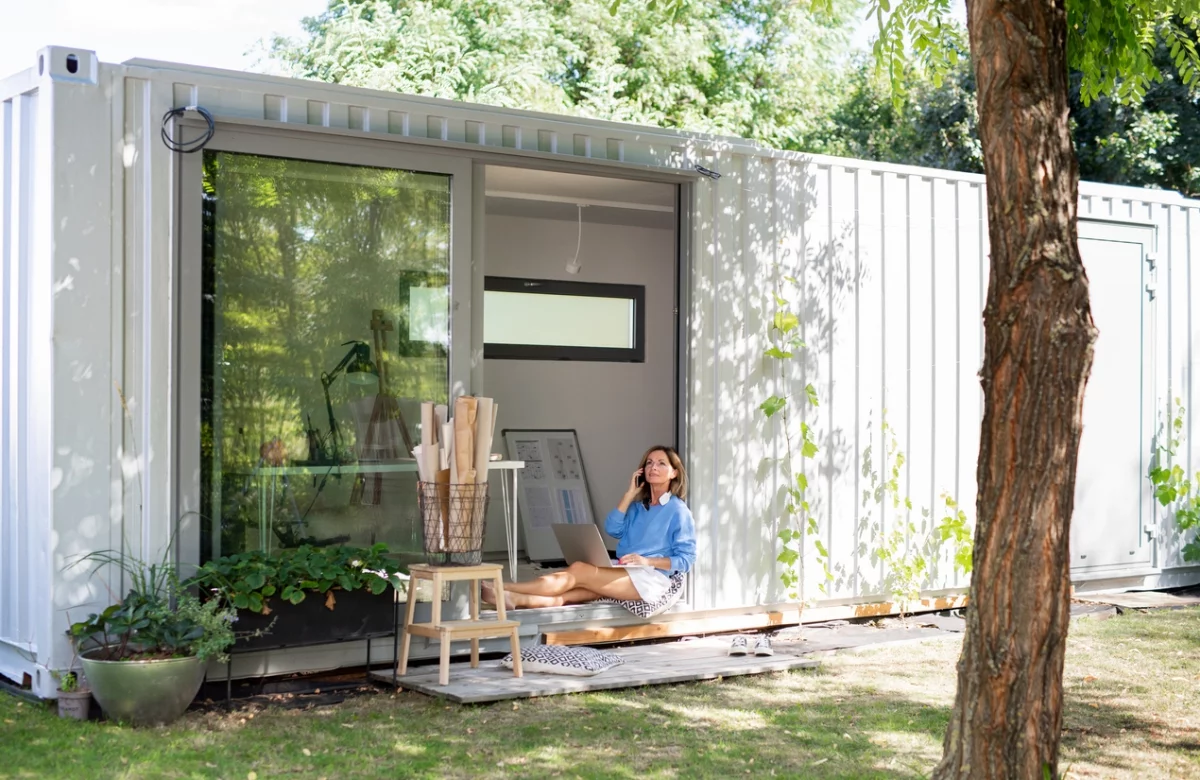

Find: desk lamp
<box><xmin>321</xmin><ymin>340</ymin><xmax>378</xmax><ymax>462</ymax></box>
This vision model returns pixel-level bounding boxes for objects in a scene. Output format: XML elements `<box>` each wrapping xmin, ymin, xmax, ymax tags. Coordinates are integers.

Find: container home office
<box><xmin>3</xmin><ymin>46</ymin><xmax>1199</xmax><ymax>697</ymax></box>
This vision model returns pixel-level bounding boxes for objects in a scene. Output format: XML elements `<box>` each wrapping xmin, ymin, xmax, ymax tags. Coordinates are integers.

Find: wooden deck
<box><xmin>370</xmin><ymin>637</ymin><xmax>819</xmax><ymax>703</ymax></box>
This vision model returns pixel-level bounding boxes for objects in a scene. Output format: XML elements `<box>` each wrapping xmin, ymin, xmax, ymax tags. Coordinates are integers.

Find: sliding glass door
<box><xmin>199</xmin><ymin>149</ymin><xmax>457</xmax><ymax>562</ymax></box>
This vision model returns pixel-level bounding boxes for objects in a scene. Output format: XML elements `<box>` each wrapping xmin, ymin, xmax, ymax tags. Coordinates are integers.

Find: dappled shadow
<box><xmin>687</xmin><ymin>152</ymin><xmax>988</xmax><ymax>609</ymax></box>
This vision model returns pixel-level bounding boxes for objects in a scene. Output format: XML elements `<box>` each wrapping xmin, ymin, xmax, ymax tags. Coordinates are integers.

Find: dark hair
<box><xmin>636</xmin><ymin>446</ymin><xmax>688</xmax><ymax>507</ymax></box>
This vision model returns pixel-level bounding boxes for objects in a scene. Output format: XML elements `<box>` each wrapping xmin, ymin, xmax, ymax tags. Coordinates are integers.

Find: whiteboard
<box><xmin>502</xmin><ymin>429</ymin><xmax>600</xmax><ymax>562</ymax></box>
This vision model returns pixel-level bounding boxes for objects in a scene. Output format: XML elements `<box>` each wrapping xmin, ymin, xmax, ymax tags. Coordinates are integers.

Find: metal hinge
<box><xmin>1146</xmin><ymin>281</ymin><xmax>1157</xmax><ymax>301</ymax></box>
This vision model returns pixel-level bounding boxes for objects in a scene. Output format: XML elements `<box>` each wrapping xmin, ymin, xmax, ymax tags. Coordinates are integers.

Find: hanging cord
<box><xmin>566</xmin><ymin>203</ymin><xmax>585</xmax><ymax>274</ymax></box>
<box><xmin>160</xmin><ymin>105</ymin><xmax>215</xmax><ymax>154</ymax></box>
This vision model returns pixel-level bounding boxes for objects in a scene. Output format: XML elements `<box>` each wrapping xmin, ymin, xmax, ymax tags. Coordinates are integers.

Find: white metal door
<box><xmin>1071</xmin><ymin>221</ymin><xmax>1156</xmax><ymax>572</ymax></box>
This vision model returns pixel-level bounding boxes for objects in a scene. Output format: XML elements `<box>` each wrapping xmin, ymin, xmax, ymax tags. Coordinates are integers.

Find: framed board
<box><xmin>501</xmin><ymin>429</ymin><xmax>600</xmax><ymax>562</ymax></box>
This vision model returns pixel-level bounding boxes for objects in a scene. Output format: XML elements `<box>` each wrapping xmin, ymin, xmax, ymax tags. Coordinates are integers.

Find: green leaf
<box><xmin>760</xmin><ymin>396</ymin><xmax>787</xmax><ymax>418</ymax></box>
<box><xmin>795</xmin><ymin>473</ymin><xmax>808</xmax><ymax>492</ymax></box>
<box><xmin>802</xmin><ymin>439</ymin><xmax>819</xmax><ymax>458</ymax></box>
<box><xmin>805</xmin><ymin>383</ymin><xmax>819</xmax><ymax>407</ymax></box>
<box><xmin>772</xmin><ymin>311</ymin><xmax>799</xmax><ymax>334</ymax></box>
<box><xmin>764</xmin><ymin>346</ymin><xmax>793</xmax><ymax>360</ymax></box>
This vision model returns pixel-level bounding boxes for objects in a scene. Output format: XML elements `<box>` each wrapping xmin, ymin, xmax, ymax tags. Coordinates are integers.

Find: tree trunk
<box><xmin>933</xmin><ymin>1</ymin><xmax>1098</xmax><ymax>778</ymax></box>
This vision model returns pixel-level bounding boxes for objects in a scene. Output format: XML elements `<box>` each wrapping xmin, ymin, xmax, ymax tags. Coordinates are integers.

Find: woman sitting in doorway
<box><xmin>482</xmin><ymin>445</ymin><xmax>696</xmax><ymax>609</ymax></box>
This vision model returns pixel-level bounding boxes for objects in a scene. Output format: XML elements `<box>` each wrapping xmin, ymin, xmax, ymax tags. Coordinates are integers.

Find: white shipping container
<box><xmin>3</xmin><ymin>46</ymin><xmax>1198</xmax><ymax>696</ymax></box>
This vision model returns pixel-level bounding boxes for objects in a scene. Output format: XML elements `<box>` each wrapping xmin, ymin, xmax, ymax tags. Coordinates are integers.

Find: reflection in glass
<box><xmin>200</xmin><ymin>152</ymin><xmax>451</xmax><ymax>563</ymax></box>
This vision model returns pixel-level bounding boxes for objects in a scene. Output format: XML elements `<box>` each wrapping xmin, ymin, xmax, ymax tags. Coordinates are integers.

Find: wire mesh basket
<box><xmin>416</xmin><ymin>481</ymin><xmax>491</xmax><ymax>565</ymax></box>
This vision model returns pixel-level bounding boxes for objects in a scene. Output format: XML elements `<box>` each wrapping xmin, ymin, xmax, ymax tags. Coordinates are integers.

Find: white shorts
<box><xmin>623</xmin><ymin>566</ymin><xmax>671</xmax><ymax>602</ymax></box>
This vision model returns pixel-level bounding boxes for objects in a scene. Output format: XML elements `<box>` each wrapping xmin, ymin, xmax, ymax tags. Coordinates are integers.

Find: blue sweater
<box><xmin>604</xmin><ymin>495</ymin><xmax>697</xmax><ymax>575</ymax></box>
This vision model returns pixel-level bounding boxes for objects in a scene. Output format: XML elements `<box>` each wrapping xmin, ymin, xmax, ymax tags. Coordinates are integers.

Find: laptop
<box><xmin>551</xmin><ymin>523</ymin><xmax>619</xmax><ymax>568</ymax></box>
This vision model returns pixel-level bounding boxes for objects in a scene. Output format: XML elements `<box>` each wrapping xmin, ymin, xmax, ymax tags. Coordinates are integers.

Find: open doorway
<box><xmin>478</xmin><ymin>166</ymin><xmax>680</xmax><ymax>564</ymax></box>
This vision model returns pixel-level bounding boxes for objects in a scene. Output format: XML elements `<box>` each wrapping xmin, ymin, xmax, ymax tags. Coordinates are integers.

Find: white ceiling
<box><xmin>485</xmin><ymin>166</ymin><xmax>676</xmax><ymax>208</ymax></box>
<box><xmin>484</xmin><ymin>165</ymin><xmax>677</xmax><ymax>229</ymax></box>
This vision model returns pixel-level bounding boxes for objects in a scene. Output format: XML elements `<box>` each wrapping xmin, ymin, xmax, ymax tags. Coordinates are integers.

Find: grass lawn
<box><xmin>1</xmin><ymin>607</ymin><xmax>1197</xmax><ymax>779</ymax></box>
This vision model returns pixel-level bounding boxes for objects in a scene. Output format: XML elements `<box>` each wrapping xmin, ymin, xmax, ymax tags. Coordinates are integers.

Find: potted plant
<box><xmin>68</xmin><ymin>549</ymin><xmax>237</xmax><ymax>726</ymax></box>
<box><xmin>52</xmin><ymin>668</ymin><xmax>92</xmax><ymax>721</ymax></box>
<box><xmin>189</xmin><ymin>543</ymin><xmax>407</xmax><ymax>651</ymax></box>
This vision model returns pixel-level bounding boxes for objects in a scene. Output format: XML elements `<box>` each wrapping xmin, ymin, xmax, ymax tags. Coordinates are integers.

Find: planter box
<box><xmin>234</xmin><ymin>588</ymin><xmax>396</xmax><ymax>652</ymax></box>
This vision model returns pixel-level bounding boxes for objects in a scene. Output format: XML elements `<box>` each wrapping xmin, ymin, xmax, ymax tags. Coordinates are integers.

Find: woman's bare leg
<box><xmin>482</xmin><ymin>563</ymin><xmax>640</xmax><ymax>608</ymax></box>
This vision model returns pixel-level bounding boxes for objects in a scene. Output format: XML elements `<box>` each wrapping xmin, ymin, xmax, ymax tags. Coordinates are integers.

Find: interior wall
<box><xmin>481</xmin><ymin>210</ymin><xmax>676</xmax><ymax>553</ymax></box>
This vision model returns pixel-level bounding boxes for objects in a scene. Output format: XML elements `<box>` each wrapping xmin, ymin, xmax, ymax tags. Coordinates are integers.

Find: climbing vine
<box><xmin>861</xmin><ymin>417</ymin><xmax>973</xmax><ymax>618</ymax></box>
<box><xmin>762</xmin><ymin>283</ymin><xmax>975</xmax><ymax>608</ymax></box>
<box><xmin>760</xmin><ymin>273</ymin><xmax>823</xmax><ymax>601</ymax></box>
<box><xmin>1148</xmin><ymin>399</ymin><xmax>1200</xmax><ymax>562</ymax></box>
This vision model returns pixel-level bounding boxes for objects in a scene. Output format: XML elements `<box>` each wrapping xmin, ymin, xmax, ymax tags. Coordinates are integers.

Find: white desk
<box><xmin>252</xmin><ymin>460</ymin><xmax>525</xmax><ymax>580</ymax></box>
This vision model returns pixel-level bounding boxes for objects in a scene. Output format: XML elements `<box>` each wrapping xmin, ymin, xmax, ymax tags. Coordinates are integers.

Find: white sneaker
<box><xmin>728</xmin><ymin>635</ymin><xmax>749</xmax><ymax>656</ymax></box>
<box><xmin>753</xmin><ymin>636</ymin><xmax>774</xmax><ymax>656</ymax></box>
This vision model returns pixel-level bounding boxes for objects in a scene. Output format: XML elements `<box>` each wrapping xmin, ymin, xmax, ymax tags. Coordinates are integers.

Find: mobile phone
<box><xmin>635</xmin><ymin>473</ymin><xmax>644</xmax><ymax>488</ymax></box>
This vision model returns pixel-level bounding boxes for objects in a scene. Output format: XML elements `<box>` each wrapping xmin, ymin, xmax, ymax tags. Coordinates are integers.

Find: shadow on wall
<box><xmin>695</xmin><ymin>153</ymin><xmax>983</xmax><ymax>608</ymax></box>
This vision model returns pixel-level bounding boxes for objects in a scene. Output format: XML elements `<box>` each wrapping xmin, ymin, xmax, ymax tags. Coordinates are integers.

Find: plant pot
<box><xmin>80</xmin><ymin>650</ymin><xmax>205</xmax><ymax>726</ymax></box>
<box><xmin>234</xmin><ymin>588</ymin><xmax>395</xmax><ymax>652</ymax></box>
<box><xmin>56</xmin><ymin>689</ymin><xmax>92</xmax><ymax>720</ymax></box>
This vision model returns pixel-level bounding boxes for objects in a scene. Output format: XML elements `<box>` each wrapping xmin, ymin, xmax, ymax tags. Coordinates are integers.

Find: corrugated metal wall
<box><xmin>686</xmin><ymin>155</ymin><xmax>989</xmax><ymax>609</ymax></box>
<box><xmin>0</xmin><ymin>73</ymin><xmax>39</xmax><ymax>651</ymax></box>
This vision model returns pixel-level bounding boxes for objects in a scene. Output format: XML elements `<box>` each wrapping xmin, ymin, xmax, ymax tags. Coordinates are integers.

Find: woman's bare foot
<box><xmin>480</xmin><ymin>580</ymin><xmax>517</xmax><ymax>610</ymax></box>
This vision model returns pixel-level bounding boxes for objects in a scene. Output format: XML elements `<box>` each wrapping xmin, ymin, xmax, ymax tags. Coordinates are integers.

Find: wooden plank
<box><xmin>545</xmin><ymin>611</ymin><xmax>790</xmax><ymax>645</ymax></box>
<box><xmin>543</xmin><ymin>595</ymin><xmax>969</xmax><ymax>645</ymax></box>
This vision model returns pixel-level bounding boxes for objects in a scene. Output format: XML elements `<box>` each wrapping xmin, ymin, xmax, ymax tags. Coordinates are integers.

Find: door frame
<box><xmin>175</xmin><ymin>124</ymin><xmax>474</xmax><ymax>565</ymax></box>
<box><xmin>1071</xmin><ymin>217</ymin><xmax>1160</xmax><ymax>580</ymax></box>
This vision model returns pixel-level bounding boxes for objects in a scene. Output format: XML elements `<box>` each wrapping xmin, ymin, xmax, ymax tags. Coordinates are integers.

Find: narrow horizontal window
<box><xmin>483</xmin><ymin>277</ymin><xmax>645</xmax><ymax>362</ymax></box>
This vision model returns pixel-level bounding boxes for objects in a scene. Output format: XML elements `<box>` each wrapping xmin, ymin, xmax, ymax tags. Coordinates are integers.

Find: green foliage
<box><xmin>1071</xmin><ymin>38</ymin><xmax>1200</xmax><ymax>198</ymax></box>
<box><xmin>861</xmin><ymin>417</ymin><xmax>972</xmax><ymax>618</ymax></box>
<box><xmin>1066</xmin><ymin>1</ymin><xmax>1200</xmax><ymax>104</ymax></box>
<box><xmin>189</xmin><ymin>543</ymin><xmax>407</xmax><ymax>614</ymax></box>
<box><xmin>836</xmin><ymin>0</ymin><xmax>1200</xmax><ymax>109</ymax></box>
<box><xmin>269</xmin><ymin>0</ymin><xmax>861</xmax><ymax>150</ymax></box>
<box><xmin>53</xmin><ymin>671</ymin><xmax>79</xmax><ymax>694</ymax></box>
<box><xmin>67</xmin><ymin>548</ymin><xmax>238</xmax><ymax>663</ymax></box>
<box><xmin>1148</xmin><ymin>400</ymin><xmax>1200</xmax><ymax>562</ymax></box>
<box><xmin>938</xmin><ymin>492</ymin><xmax>973</xmax><ymax>576</ymax></box>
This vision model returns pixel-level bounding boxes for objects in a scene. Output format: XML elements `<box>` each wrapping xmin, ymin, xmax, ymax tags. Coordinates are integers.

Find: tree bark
<box><xmin>933</xmin><ymin>1</ymin><xmax>1097</xmax><ymax>778</ymax></box>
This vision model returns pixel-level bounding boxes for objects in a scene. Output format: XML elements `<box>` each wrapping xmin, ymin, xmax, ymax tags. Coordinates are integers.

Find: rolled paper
<box><xmin>472</xmin><ymin>397</ymin><xmax>494</xmax><ymax>485</ymax></box>
<box><xmin>435</xmin><ymin>468</ymin><xmax>452</xmax><ymax>552</ymax></box>
<box><xmin>412</xmin><ymin>444</ymin><xmax>427</xmax><ymax>483</ymax></box>
<box><xmin>441</xmin><ymin>421</ymin><xmax>454</xmax><ymax>471</ymax></box>
<box><xmin>420</xmin><ymin>402</ymin><xmax>438</xmax><ymax>487</ymax></box>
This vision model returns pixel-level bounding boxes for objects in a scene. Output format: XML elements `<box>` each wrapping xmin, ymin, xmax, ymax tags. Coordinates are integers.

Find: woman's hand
<box><xmin>625</xmin><ymin>469</ymin><xmax>644</xmax><ymax>499</ymax></box>
<box><xmin>619</xmin><ymin>553</ymin><xmax>651</xmax><ymax>566</ymax></box>
<box><xmin>617</xmin><ymin>468</ymin><xmax>644</xmax><ymax>513</ymax></box>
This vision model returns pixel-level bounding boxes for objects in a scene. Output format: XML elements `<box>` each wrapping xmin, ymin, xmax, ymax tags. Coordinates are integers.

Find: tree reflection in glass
<box><xmin>200</xmin><ymin>152</ymin><xmax>451</xmax><ymax>562</ymax></box>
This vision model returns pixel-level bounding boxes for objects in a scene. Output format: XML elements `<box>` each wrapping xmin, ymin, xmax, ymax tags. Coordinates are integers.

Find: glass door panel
<box><xmin>200</xmin><ymin>151</ymin><xmax>451</xmax><ymax>562</ymax></box>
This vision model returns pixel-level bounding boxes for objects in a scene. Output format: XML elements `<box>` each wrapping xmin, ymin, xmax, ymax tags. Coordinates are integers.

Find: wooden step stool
<box><xmin>397</xmin><ymin>563</ymin><xmax>522</xmax><ymax>686</ymax></box>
